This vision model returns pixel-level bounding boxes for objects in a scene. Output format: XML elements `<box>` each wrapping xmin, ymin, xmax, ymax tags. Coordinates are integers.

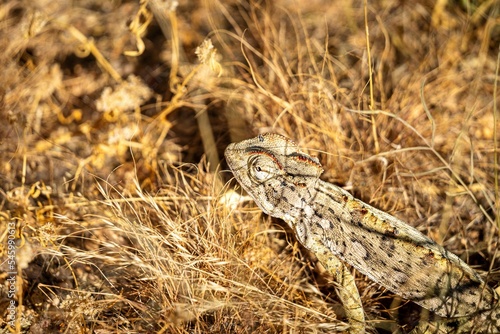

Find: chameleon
<box><xmin>225</xmin><ymin>133</ymin><xmax>500</xmax><ymax>333</ymax></box>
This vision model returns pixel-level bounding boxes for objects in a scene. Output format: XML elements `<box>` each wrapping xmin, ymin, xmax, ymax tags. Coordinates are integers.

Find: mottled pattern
<box><xmin>225</xmin><ymin>133</ymin><xmax>500</xmax><ymax>333</ymax></box>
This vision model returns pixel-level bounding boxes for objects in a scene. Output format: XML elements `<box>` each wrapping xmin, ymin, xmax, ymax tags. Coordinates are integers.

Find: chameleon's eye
<box><xmin>248</xmin><ymin>155</ymin><xmax>276</xmax><ymax>182</ymax></box>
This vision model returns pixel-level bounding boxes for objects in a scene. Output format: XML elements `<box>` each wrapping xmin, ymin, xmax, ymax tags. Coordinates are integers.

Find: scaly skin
<box><xmin>225</xmin><ymin>133</ymin><xmax>500</xmax><ymax>333</ymax></box>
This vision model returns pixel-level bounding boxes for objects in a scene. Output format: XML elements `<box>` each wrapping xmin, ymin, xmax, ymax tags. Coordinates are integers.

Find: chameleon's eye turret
<box><xmin>248</xmin><ymin>155</ymin><xmax>279</xmax><ymax>183</ymax></box>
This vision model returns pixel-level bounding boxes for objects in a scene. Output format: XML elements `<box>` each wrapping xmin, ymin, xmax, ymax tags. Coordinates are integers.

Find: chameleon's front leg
<box><xmin>315</xmin><ymin>247</ymin><xmax>365</xmax><ymax>333</ymax></box>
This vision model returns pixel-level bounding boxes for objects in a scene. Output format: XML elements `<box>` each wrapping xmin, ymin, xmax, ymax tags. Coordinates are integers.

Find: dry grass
<box><xmin>0</xmin><ymin>0</ymin><xmax>499</xmax><ymax>333</ymax></box>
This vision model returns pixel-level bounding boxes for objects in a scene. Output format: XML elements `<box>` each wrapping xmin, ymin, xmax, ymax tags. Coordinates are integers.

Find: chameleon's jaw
<box><xmin>224</xmin><ymin>141</ymin><xmax>253</xmax><ymax>193</ymax></box>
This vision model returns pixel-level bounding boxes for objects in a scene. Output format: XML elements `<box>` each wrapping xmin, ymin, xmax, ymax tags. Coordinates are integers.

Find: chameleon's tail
<box><xmin>411</xmin><ymin>290</ymin><xmax>500</xmax><ymax>333</ymax></box>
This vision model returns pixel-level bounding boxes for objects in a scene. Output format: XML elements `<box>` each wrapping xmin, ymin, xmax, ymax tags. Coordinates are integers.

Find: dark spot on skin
<box><xmin>453</xmin><ymin>280</ymin><xmax>481</xmax><ymax>294</ymax></box>
<box><xmin>328</xmin><ymin>208</ymin><xmax>336</xmax><ymax>215</ymax></box>
<box><xmin>281</xmin><ymin>181</ymin><xmax>287</xmax><ymax>187</ymax></box>
<box><xmin>392</xmin><ymin>266</ymin><xmax>403</xmax><ymax>273</ymax></box>
<box><xmin>385</xmin><ymin>228</ymin><xmax>398</xmax><ymax>237</ymax></box>
<box><xmin>379</xmin><ymin>237</ymin><xmax>395</xmax><ymax>254</ymax></box>
<box><xmin>350</xmin><ymin>218</ymin><xmax>364</xmax><ymax>228</ymax></box>
<box><xmin>363</xmin><ymin>253</ymin><xmax>370</xmax><ymax>261</ymax></box>
<box><xmin>342</xmin><ymin>195</ymin><xmax>348</xmax><ymax>202</ymax></box>
<box><xmin>290</xmin><ymin>185</ymin><xmax>296</xmax><ymax>192</ymax></box>
<box><xmin>421</xmin><ymin>250</ymin><xmax>436</xmax><ymax>266</ymax></box>
<box><xmin>360</xmin><ymin>207</ymin><xmax>368</xmax><ymax>215</ymax></box>
<box><xmin>337</xmin><ymin>223</ymin><xmax>345</xmax><ymax>233</ymax></box>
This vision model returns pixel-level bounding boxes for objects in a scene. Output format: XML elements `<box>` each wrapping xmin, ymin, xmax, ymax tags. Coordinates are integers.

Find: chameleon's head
<box><xmin>224</xmin><ymin>133</ymin><xmax>324</xmax><ymax>215</ymax></box>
